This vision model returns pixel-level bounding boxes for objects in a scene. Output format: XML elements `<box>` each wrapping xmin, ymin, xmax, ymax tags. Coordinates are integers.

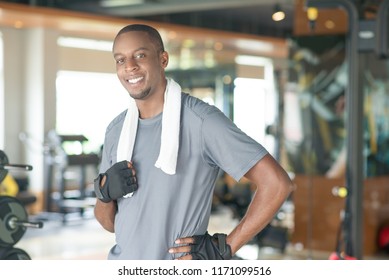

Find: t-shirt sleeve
<box><xmin>201</xmin><ymin>109</ymin><xmax>268</xmax><ymax>182</ymax></box>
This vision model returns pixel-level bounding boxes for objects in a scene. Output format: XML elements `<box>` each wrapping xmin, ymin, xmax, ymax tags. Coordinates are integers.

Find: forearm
<box><xmin>94</xmin><ymin>199</ymin><xmax>117</xmax><ymax>233</ymax></box>
<box><xmin>226</xmin><ymin>154</ymin><xmax>294</xmax><ymax>255</ymax></box>
<box><xmin>226</xmin><ymin>183</ymin><xmax>290</xmax><ymax>254</ymax></box>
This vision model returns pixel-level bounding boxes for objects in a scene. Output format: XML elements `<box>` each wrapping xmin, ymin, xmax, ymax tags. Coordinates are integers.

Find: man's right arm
<box><xmin>94</xmin><ymin>199</ymin><xmax>116</xmax><ymax>233</ymax></box>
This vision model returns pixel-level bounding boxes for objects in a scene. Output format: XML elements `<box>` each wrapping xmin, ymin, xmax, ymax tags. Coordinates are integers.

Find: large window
<box><xmin>233</xmin><ymin>77</ymin><xmax>277</xmax><ymax>155</ymax></box>
<box><xmin>56</xmin><ymin>70</ymin><xmax>129</xmax><ymax>154</ymax></box>
<box><xmin>233</xmin><ymin>56</ymin><xmax>277</xmax><ymax>156</ymax></box>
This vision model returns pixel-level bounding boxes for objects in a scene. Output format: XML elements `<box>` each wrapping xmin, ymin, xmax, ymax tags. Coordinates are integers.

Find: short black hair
<box><xmin>114</xmin><ymin>24</ymin><xmax>165</xmax><ymax>52</ymax></box>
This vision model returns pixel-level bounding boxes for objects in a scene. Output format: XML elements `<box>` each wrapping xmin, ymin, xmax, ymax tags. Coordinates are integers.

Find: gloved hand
<box><xmin>94</xmin><ymin>160</ymin><xmax>137</xmax><ymax>203</ymax></box>
<box><xmin>190</xmin><ymin>232</ymin><xmax>232</xmax><ymax>260</ymax></box>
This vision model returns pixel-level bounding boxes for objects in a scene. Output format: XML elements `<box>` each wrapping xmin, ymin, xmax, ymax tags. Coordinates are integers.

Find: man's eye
<box><xmin>116</xmin><ymin>59</ymin><xmax>124</xmax><ymax>64</ymax></box>
<box><xmin>135</xmin><ymin>53</ymin><xmax>145</xmax><ymax>59</ymax></box>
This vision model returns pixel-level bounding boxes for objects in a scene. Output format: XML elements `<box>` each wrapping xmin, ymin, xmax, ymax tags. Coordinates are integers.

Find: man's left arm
<box><xmin>170</xmin><ymin>153</ymin><xmax>294</xmax><ymax>259</ymax></box>
<box><xmin>225</xmin><ymin>154</ymin><xmax>294</xmax><ymax>255</ymax></box>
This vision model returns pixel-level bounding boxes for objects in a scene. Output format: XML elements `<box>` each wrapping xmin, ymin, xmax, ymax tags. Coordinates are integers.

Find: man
<box><xmin>94</xmin><ymin>23</ymin><xmax>294</xmax><ymax>260</ymax></box>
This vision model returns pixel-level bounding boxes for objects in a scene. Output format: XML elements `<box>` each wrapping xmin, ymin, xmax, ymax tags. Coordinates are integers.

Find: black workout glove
<box><xmin>94</xmin><ymin>160</ymin><xmax>137</xmax><ymax>203</ymax></box>
<box><xmin>190</xmin><ymin>232</ymin><xmax>232</xmax><ymax>260</ymax></box>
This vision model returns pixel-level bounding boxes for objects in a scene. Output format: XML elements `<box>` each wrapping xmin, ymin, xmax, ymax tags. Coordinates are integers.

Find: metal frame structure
<box><xmin>306</xmin><ymin>0</ymin><xmax>389</xmax><ymax>260</ymax></box>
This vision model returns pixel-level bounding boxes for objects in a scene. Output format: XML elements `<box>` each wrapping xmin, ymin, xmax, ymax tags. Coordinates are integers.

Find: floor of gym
<box><xmin>14</xmin><ymin>203</ymin><xmax>387</xmax><ymax>261</ymax></box>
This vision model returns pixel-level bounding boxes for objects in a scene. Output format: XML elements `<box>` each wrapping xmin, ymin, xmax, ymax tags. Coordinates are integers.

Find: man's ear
<box><xmin>161</xmin><ymin>51</ymin><xmax>169</xmax><ymax>68</ymax></box>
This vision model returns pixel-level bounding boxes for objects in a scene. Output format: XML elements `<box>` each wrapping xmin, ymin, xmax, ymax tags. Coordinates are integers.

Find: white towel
<box><xmin>117</xmin><ymin>78</ymin><xmax>181</xmax><ymax>175</ymax></box>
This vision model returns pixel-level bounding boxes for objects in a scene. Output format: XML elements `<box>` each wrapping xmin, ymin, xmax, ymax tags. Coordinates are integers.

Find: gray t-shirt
<box><xmin>99</xmin><ymin>92</ymin><xmax>268</xmax><ymax>259</ymax></box>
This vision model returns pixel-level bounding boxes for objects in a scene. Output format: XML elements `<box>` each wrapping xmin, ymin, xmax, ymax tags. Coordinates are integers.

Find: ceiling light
<box><xmin>100</xmin><ymin>0</ymin><xmax>147</xmax><ymax>7</ymax></box>
<box><xmin>306</xmin><ymin>7</ymin><xmax>319</xmax><ymax>31</ymax></box>
<box><xmin>307</xmin><ymin>7</ymin><xmax>318</xmax><ymax>21</ymax></box>
<box><xmin>272</xmin><ymin>4</ymin><xmax>285</xmax><ymax>22</ymax></box>
<box><xmin>325</xmin><ymin>20</ymin><xmax>335</xmax><ymax>29</ymax></box>
<box><xmin>14</xmin><ymin>20</ymin><xmax>24</xmax><ymax>29</ymax></box>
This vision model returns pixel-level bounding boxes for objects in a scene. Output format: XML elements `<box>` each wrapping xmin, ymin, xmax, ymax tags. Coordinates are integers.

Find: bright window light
<box><xmin>57</xmin><ymin>37</ymin><xmax>113</xmax><ymax>52</ymax></box>
<box><xmin>235</xmin><ymin>55</ymin><xmax>272</xmax><ymax>67</ymax></box>
<box><xmin>233</xmin><ymin>77</ymin><xmax>276</xmax><ymax>154</ymax></box>
<box><xmin>56</xmin><ymin>71</ymin><xmax>129</xmax><ymax>153</ymax></box>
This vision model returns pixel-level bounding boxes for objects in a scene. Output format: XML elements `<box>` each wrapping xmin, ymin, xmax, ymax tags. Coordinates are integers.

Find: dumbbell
<box><xmin>0</xmin><ymin>150</ymin><xmax>33</xmax><ymax>184</ymax></box>
<box><xmin>0</xmin><ymin>246</ymin><xmax>31</xmax><ymax>260</ymax></box>
<box><xmin>0</xmin><ymin>196</ymin><xmax>43</xmax><ymax>248</ymax></box>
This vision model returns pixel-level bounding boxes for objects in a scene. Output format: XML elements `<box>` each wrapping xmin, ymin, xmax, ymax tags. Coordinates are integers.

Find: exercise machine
<box><xmin>43</xmin><ymin>130</ymin><xmax>99</xmax><ymax>222</ymax></box>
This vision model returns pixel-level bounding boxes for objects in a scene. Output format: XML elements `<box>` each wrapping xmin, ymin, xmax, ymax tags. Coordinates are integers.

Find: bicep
<box><xmin>244</xmin><ymin>154</ymin><xmax>293</xmax><ymax>194</ymax></box>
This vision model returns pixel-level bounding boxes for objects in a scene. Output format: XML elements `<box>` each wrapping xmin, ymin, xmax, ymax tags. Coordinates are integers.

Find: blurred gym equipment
<box><xmin>0</xmin><ymin>150</ymin><xmax>37</xmax><ymax>208</ymax></box>
<box><xmin>0</xmin><ymin>151</ymin><xmax>43</xmax><ymax>260</ymax></box>
<box><xmin>42</xmin><ymin>130</ymin><xmax>99</xmax><ymax>223</ymax></box>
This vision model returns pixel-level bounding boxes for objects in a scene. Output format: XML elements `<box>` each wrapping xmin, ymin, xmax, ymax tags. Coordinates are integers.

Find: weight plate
<box><xmin>0</xmin><ymin>196</ymin><xmax>27</xmax><ymax>247</ymax></box>
<box><xmin>0</xmin><ymin>150</ymin><xmax>9</xmax><ymax>183</ymax></box>
<box><xmin>0</xmin><ymin>246</ymin><xmax>31</xmax><ymax>260</ymax></box>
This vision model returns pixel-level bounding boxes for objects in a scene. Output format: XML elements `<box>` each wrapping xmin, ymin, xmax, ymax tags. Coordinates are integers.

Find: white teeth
<box><xmin>127</xmin><ymin>77</ymin><xmax>143</xmax><ymax>84</ymax></box>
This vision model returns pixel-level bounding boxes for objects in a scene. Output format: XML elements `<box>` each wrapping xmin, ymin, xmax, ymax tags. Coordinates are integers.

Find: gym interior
<box><xmin>1</xmin><ymin>0</ymin><xmax>389</xmax><ymax>260</ymax></box>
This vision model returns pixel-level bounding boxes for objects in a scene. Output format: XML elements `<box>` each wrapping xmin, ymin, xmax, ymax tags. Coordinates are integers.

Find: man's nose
<box><xmin>124</xmin><ymin>58</ymin><xmax>138</xmax><ymax>71</ymax></box>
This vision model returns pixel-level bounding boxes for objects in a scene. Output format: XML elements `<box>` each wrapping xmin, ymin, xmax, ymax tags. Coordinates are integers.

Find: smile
<box><xmin>127</xmin><ymin>77</ymin><xmax>144</xmax><ymax>84</ymax></box>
